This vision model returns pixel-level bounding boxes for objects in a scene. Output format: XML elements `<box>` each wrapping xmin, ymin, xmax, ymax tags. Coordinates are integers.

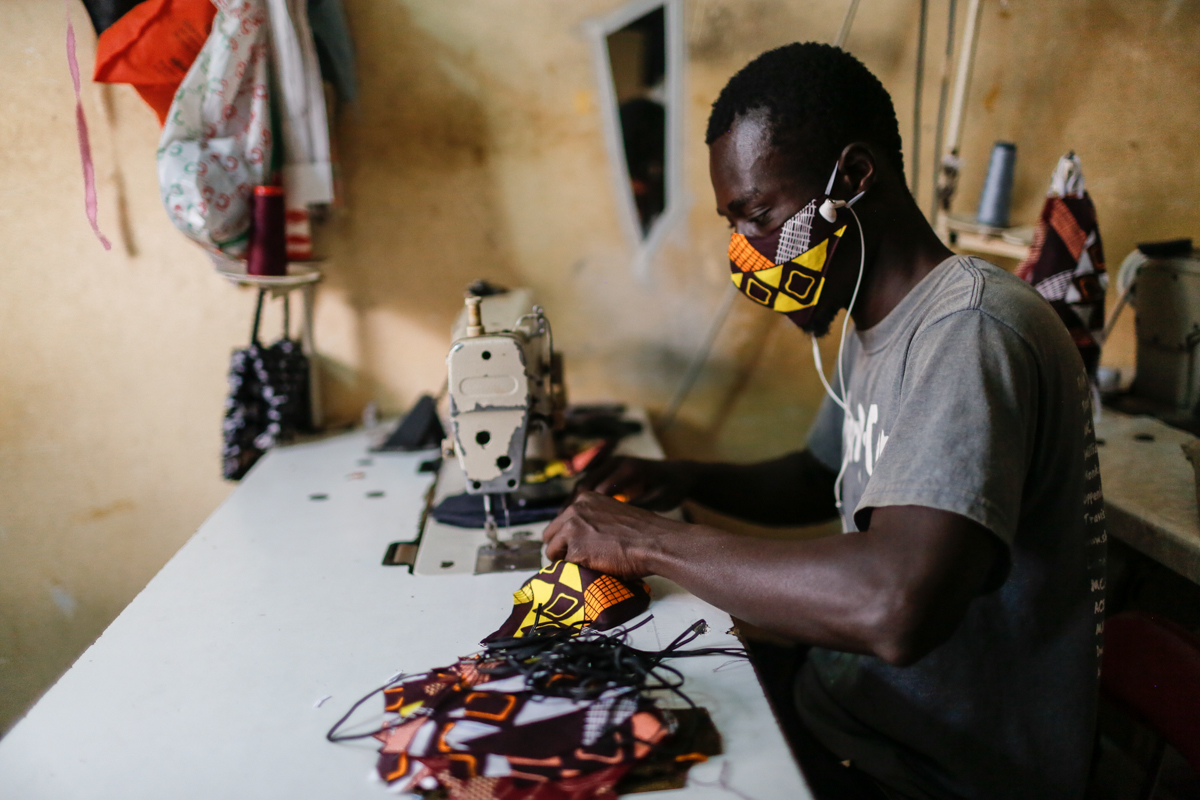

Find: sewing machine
<box><xmin>446</xmin><ymin>290</ymin><xmax>563</xmax><ymax>496</ymax></box>
<box><xmin>428</xmin><ymin>289</ymin><xmax>567</xmax><ymax>573</ymax></box>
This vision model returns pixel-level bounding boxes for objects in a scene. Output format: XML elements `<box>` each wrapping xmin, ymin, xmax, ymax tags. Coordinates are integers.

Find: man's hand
<box><xmin>545</xmin><ymin>493</ymin><xmax>1003</xmax><ymax>666</ymax></box>
<box><xmin>542</xmin><ymin>490</ymin><xmax>682</xmax><ymax>577</ymax></box>
<box><xmin>576</xmin><ymin>457</ymin><xmax>697</xmax><ymax>511</ymax></box>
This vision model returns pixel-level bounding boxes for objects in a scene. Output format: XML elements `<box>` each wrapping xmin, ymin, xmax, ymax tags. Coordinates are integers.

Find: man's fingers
<box><xmin>577</xmin><ymin>457</ymin><xmax>621</xmax><ymax>491</ymax></box>
<box><xmin>541</xmin><ymin>512</ymin><xmax>562</xmax><ymax>543</ymax></box>
<box><xmin>544</xmin><ymin>527</ymin><xmax>568</xmax><ymax>561</ymax></box>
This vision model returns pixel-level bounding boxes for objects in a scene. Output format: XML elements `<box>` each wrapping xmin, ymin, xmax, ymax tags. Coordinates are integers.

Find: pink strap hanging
<box><xmin>64</xmin><ymin>2</ymin><xmax>111</xmax><ymax>251</ymax></box>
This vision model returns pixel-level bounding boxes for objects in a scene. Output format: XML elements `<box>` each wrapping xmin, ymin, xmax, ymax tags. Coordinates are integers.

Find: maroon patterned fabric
<box><xmin>1016</xmin><ymin>160</ymin><xmax>1107</xmax><ymax>376</ymax></box>
<box><xmin>372</xmin><ymin>655</ymin><xmax>671</xmax><ymax>798</ymax></box>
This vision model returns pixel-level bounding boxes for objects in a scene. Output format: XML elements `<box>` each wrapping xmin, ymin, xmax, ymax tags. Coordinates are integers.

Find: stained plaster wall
<box><xmin>2</xmin><ymin>0</ymin><xmax>1198</xmax><ymax>733</ymax></box>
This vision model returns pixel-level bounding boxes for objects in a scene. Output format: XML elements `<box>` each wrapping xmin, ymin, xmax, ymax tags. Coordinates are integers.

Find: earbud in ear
<box><xmin>819</xmin><ymin>199</ymin><xmax>841</xmax><ymax>223</ymax></box>
<box><xmin>820</xmin><ymin>190</ymin><xmax>867</xmax><ymax>223</ymax></box>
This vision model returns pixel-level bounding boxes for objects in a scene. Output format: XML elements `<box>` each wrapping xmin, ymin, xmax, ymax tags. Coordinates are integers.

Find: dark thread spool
<box><xmin>977</xmin><ymin>141</ymin><xmax>1017</xmax><ymax>228</ymax></box>
<box><xmin>248</xmin><ymin>185</ymin><xmax>287</xmax><ymax>276</ymax></box>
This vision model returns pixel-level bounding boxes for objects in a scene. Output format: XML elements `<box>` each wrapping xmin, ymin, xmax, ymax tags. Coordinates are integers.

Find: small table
<box><xmin>0</xmin><ymin>422</ymin><xmax>810</xmax><ymax>799</ymax></box>
<box><xmin>1096</xmin><ymin>409</ymin><xmax>1200</xmax><ymax>585</ymax></box>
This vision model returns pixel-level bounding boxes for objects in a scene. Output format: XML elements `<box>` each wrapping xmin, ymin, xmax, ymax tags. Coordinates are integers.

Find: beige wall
<box><xmin>2</xmin><ymin>0</ymin><xmax>1197</xmax><ymax>733</ymax></box>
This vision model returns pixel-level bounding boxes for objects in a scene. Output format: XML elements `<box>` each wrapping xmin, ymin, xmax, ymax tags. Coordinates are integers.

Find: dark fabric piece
<box><xmin>431</xmin><ymin>491</ymin><xmax>565</xmax><ymax>528</ymax></box>
<box><xmin>482</xmin><ymin>561</ymin><xmax>651</xmax><ymax>644</ymax></box>
<box><xmin>307</xmin><ymin>0</ymin><xmax>357</xmax><ymax>102</ymax></box>
<box><xmin>80</xmin><ymin>0</ymin><xmax>144</xmax><ymax>35</ymax></box>
<box><xmin>375</xmin><ymin>394</ymin><xmax>445</xmax><ymax>452</ymax></box>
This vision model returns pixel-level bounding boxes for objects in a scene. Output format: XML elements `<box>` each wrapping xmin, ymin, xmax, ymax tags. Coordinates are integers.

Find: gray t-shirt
<box><xmin>802</xmin><ymin>256</ymin><xmax>1106</xmax><ymax>800</ymax></box>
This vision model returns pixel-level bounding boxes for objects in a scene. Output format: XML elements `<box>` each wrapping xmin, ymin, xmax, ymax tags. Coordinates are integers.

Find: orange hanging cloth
<box><xmin>92</xmin><ymin>0</ymin><xmax>216</xmax><ymax>126</ymax></box>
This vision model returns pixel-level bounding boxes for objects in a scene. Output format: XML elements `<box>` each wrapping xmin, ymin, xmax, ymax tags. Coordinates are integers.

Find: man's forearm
<box><xmin>639</xmin><ymin>520</ymin><xmax>893</xmax><ymax>657</ymax></box>
<box><xmin>684</xmin><ymin>450</ymin><xmax>839</xmax><ymax>526</ymax></box>
<box><xmin>544</xmin><ymin>495</ymin><xmax>1001</xmax><ymax>665</ymax></box>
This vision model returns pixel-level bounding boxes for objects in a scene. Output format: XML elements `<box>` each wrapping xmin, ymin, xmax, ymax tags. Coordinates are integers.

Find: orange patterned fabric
<box><xmin>583</xmin><ymin>576</ymin><xmax>635</xmax><ymax>622</ymax></box>
<box><xmin>728</xmin><ymin>233</ymin><xmax>776</xmax><ymax>273</ymax></box>
<box><xmin>1048</xmin><ymin>200</ymin><xmax>1088</xmax><ymax>262</ymax></box>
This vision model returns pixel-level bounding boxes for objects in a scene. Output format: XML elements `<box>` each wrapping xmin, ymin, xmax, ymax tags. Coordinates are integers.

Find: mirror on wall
<box><xmin>607</xmin><ymin>7</ymin><xmax>666</xmax><ymax>235</ymax></box>
<box><xmin>588</xmin><ymin>0</ymin><xmax>683</xmax><ymax>264</ymax></box>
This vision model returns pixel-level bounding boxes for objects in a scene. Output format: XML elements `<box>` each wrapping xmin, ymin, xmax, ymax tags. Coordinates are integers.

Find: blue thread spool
<box><xmin>977</xmin><ymin>141</ymin><xmax>1017</xmax><ymax>228</ymax></box>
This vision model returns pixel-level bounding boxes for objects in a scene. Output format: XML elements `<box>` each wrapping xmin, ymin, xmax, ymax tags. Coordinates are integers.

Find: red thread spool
<box><xmin>247</xmin><ymin>185</ymin><xmax>287</xmax><ymax>276</ymax></box>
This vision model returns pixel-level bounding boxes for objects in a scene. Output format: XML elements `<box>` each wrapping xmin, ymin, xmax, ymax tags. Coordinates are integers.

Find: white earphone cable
<box><xmin>811</xmin><ymin>203</ymin><xmax>866</xmax><ymax>509</ymax></box>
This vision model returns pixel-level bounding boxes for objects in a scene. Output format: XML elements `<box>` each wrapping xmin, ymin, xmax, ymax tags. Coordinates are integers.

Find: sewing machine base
<box><xmin>475</xmin><ymin>537</ymin><xmax>544</xmax><ymax>574</ymax></box>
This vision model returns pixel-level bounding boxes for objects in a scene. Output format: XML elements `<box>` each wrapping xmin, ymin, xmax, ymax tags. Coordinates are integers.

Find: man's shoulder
<box><xmin>917</xmin><ymin>256</ymin><xmax>1073</xmax><ymax>356</ymax></box>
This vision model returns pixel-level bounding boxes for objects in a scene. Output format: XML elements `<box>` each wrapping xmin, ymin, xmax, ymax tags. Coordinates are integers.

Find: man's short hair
<box><xmin>706</xmin><ymin>43</ymin><xmax>904</xmax><ymax>185</ymax></box>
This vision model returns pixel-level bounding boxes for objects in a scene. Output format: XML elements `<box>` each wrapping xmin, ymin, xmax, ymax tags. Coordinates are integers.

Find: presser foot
<box><xmin>474</xmin><ymin>531</ymin><xmax>542</xmax><ymax>574</ymax></box>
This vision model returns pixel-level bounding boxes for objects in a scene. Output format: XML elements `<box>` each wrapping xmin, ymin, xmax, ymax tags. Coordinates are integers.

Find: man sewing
<box><xmin>543</xmin><ymin>44</ymin><xmax>1106</xmax><ymax>800</ymax></box>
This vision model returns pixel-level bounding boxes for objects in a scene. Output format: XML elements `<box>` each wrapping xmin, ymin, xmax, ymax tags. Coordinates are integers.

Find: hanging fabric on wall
<box><xmin>266</xmin><ymin>0</ymin><xmax>334</xmax><ymax>260</ymax></box>
<box><xmin>306</xmin><ymin>0</ymin><xmax>357</xmax><ymax>103</ymax></box>
<box><xmin>1016</xmin><ymin>153</ymin><xmax>1107</xmax><ymax>377</ymax></box>
<box><xmin>157</xmin><ymin>0</ymin><xmax>274</xmax><ymax>256</ymax></box>
<box><xmin>92</xmin><ymin>0</ymin><xmax>216</xmax><ymax>126</ymax></box>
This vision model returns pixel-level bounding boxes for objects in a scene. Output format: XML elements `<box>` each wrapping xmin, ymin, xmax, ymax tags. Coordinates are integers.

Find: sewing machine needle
<box><xmin>483</xmin><ymin>494</ymin><xmax>499</xmax><ymax>545</ymax></box>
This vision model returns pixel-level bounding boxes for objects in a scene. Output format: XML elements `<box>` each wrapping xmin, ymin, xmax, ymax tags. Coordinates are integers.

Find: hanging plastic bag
<box><xmin>157</xmin><ymin>0</ymin><xmax>274</xmax><ymax>256</ymax></box>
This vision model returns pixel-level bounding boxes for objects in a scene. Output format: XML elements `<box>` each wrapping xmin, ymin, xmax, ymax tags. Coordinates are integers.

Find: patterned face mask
<box><xmin>728</xmin><ymin>162</ymin><xmax>862</xmax><ymax>329</ymax></box>
<box><xmin>482</xmin><ymin>561</ymin><xmax>651</xmax><ymax>643</ymax></box>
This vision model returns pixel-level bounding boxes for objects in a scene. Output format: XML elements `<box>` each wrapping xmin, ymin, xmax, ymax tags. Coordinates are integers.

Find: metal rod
<box><xmin>911</xmin><ymin>0</ymin><xmax>928</xmax><ymax>197</ymax></box>
<box><xmin>929</xmin><ymin>0</ymin><xmax>957</xmax><ymax>221</ymax></box>
<box><xmin>835</xmin><ymin>0</ymin><xmax>862</xmax><ymax>48</ymax></box>
<box><xmin>944</xmin><ymin>0</ymin><xmax>983</xmax><ymax>159</ymax></box>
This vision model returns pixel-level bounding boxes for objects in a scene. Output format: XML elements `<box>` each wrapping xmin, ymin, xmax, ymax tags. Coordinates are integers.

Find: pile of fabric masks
<box><xmin>1016</xmin><ymin>152</ymin><xmax>1107</xmax><ymax>378</ymax></box>
<box><xmin>330</xmin><ymin>562</ymin><xmax>734</xmax><ymax>800</ymax></box>
<box><xmin>83</xmin><ymin>0</ymin><xmax>357</xmax><ymax>259</ymax></box>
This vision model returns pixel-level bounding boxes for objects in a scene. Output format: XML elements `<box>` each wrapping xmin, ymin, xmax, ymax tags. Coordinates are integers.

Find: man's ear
<box><xmin>837</xmin><ymin>143</ymin><xmax>877</xmax><ymax>199</ymax></box>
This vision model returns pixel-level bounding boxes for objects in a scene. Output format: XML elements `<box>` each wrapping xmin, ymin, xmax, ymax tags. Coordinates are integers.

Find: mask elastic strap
<box><xmin>824</xmin><ymin>162</ymin><xmax>840</xmax><ymax>195</ymax></box>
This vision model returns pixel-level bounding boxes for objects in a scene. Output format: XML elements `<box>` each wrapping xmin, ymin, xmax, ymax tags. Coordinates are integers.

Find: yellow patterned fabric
<box><xmin>729</xmin><ymin>227</ymin><xmax>844</xmax><ymax>314</ymax></box>
<box><xmin>482</xmin><ymin>561</ymin><xmax>651</xmax><ymax>643</ymax></box>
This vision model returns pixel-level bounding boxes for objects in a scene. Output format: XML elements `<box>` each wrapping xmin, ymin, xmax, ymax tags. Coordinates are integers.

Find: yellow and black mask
<box><xmin>482</xmin><ymin>561</ymin><xmax>651</xmax><ymax>643</ymax></box>
<box><xmin>728</xmin><ymin>162</ymin><xmax>860</xmax><ymax>329</ymax></box>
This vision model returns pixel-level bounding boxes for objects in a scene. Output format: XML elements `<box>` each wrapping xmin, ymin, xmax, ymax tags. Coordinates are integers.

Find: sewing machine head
<box><xmin>445</xmin><ymin>289</ymin><xmax>564</xmax><ymax>496</ymax></box>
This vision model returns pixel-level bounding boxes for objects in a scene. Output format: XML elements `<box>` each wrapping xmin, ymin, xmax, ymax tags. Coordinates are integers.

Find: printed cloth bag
<box><xmin>157</xmin><ymin>0</ymin><xmax>274</xmax><ymax>255</ymax></box>
<box><xmin>222</xmin><ymin>291</ymin><xmax>311</xmax><ymax>480</ymax></box>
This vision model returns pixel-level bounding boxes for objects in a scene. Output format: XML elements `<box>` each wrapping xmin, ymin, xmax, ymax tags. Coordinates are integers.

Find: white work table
<box><xmin>0</xmin><ymin>425</ymin><xmax>810</xmax><ymax>799</ymax></box>
<box><xmin>1096</xmin><ymin>409</ymin><xmax>1200</xmax><ymax>585</ymax></box>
